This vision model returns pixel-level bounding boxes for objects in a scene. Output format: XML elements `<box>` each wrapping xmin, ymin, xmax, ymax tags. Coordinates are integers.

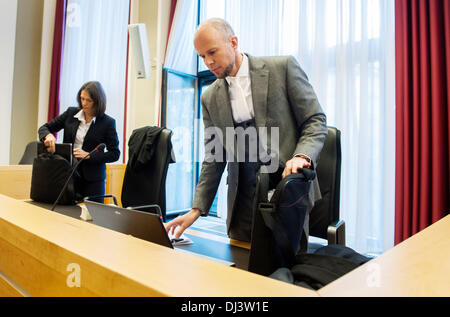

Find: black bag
<box><xmin>248</xmin><ymin>166</ymin><xmax>316</xmax><ymax>276</ymax></box>
<box><xmin>269</xmin><ymin>244</ymin><xmax>371</xmax><ymax>290</ymax></box>
<box><xmin>248</xmin><ymin>167</ymin><xmax>371</xmax><ymax>290</ymax></box>
<box><xmin>30</xmin><ymin>152</ymin><xmax>77</xmax><ymax>205</ymax></box>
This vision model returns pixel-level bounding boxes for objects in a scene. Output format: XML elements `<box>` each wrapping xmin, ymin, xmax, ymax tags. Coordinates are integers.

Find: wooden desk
<box><xmin>0</xmin><ymin>194</ymin><xmax>318</xmax><ymax>297</ymax></box>
<box><xmin>318</xmin><ymin>215</ymin><xmax>450</xmax><ymax>297</ymax></box>
<box><xmin>0</xmin><ymin>164</ymin><xmax>126</xmax><ymax>204</ymax></box>
<box><xmin>25</xmin><ymin>201</ymin><xmax>250</xmax><ymax>270</ymax></box>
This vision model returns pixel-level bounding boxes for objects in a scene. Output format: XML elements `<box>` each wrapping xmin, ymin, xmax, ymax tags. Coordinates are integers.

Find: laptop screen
<box><xmin>84</xmin><ymin>201</ymin><xmax>238</xmax><ymax>267</ymax></box>
<box><xmin>37</xmin><ymin>142</ymin><xmax>73</xmax><ymax>165</ymax></box>
<box><xmin>84</xmin><ymin>200</ymin><xmax>173</xmax><ymax>248</ymax></box>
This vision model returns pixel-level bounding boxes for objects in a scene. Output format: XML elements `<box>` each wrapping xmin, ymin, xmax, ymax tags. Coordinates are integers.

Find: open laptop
<box><xmin>84</xmin><ymin>200</ymin><xmax>235</xmax><ymax>266</ymax></box>
<box><xmin>37</xmin><ymin>142</ymin><xmax>73</xmax><ymax>165</ymax></box>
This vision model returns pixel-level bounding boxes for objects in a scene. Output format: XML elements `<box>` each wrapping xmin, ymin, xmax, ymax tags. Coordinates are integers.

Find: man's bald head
<box><xmin>195</xmin><ymin>18</ymin><xmax>235</xmax><ymax>42</ymax></box>
<box><xmin>194</xmin><ymin>18</ymin><xmax>242</xmax><ymax>78</ymax></box>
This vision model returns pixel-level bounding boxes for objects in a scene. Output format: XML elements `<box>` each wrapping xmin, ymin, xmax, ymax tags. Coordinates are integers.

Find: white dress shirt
<box><xmin>225</xmin><ymin>54</ymin><xmax>255</xmax><ymax>123</ymax></box>
<box><xmin>73</xmin><ymin>110</ymin><xmax>96</xmax><ymax>149</ymax></box>
<box><xmin>225</xmin><ymin>54</ymin><xmax>311</xmax><ymax>164</ymax></box>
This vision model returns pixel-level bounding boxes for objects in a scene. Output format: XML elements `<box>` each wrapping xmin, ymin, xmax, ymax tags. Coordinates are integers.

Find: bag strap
<box><xmin>257</xmin><ymin>166</ymin><xmax>270</xmax><ymax>203</ymax></box>
<box><xmin>258</xmin><ymin>202</ymin><xmax>296</xmax><ymax>267</ymax></box>
<box><xmin>256</xmin><ymin>167</ymin><xmax>316</xmax><ymax>268</ymax></box>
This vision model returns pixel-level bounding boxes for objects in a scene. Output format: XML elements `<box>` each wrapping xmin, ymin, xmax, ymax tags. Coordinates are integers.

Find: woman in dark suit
<box><xmin>38</xmin><ymin>81</ymin><xmax>120</xmax><ymax>201</ymax></box>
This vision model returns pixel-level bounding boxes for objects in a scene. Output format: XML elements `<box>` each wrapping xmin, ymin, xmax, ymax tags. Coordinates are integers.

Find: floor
<box><xmin>192</xmin><ymin>215</ymin><xmax>329</xmax><ymax>246</ymax></box>
<box><xmin>191</xmin><ymin>216</ymin><xmax>378</xmax><ymax>258</ymax></box>
<box><xmin>191</xmin><ymin>216</ymin><xmax>228</xmax><ymax>236</ymax></box>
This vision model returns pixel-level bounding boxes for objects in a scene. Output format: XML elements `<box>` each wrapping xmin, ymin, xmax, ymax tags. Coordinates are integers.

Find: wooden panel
<box><xmin>105</xmin><ymin>164</ymin><xmax>126</xmax><ymax>206</ymax></box>
<box><xmin>0</xmin><ymin>194</ymin><xmax>318</xmax><ymax>297</ymax></box>
<box><xmin>0</xmin><ymin>205</ymin><xmax>162</xmax><ymax>296</ymax></box>
<box><xmin>318</xmin><ymin>215</ymin><xmax>450</xmax><ymax>297</ymax></box>
<box><xmin>0</xmin><ymin>164</ymin><xmax>125</xmax><ymax>205</ymax></box>
<box><xmin>0</xmin><ymin>165</ymin><xmax>32</xmax><ymax>200</ymax></box>
<box><xmin>0</xmin><ymin>272</ymin><xmax>26</xmax><ymax>297</ymax></box>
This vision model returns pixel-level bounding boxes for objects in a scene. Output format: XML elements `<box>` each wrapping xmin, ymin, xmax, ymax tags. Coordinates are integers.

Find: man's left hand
<box><xmin>282</xmin><ymin>156</ymin><xmax>311</xmax><ymax>178</ymax></box>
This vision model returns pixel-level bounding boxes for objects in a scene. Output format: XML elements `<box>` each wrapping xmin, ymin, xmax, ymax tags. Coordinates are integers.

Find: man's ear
<box><xmin>230</xmin><ymin>35</ymin><xmax>238</xmax><ymax>49</ymax></box>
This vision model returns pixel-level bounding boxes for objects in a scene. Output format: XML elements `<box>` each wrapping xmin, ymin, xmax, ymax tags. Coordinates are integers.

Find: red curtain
<box><xmin>48</xmin><ymin>0</ymin><xmax>67</xmax><ymax>122</ymax></box>
<box><xmin>395</xmin><ymin>0</ymin><xmax>450</xmax><ymax>245</ymax></box>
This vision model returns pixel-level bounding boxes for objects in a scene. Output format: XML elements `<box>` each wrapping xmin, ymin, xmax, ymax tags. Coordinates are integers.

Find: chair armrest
<box><xmin>327</xmin><ymin>220</ymin><xmax>345</xmax><ymax>245</ymax></box>
<box><xmin>128</xmin><ymin>204</ymin><xmax>163</xmax><ymax>219</ymax></box>
<box><xmin>83</xmin><ymin>194</ymin><xmax>118</xmax><ymax>206</ymax></box>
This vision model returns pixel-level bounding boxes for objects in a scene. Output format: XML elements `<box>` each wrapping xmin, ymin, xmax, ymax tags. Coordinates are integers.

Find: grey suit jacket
<box><xmin>193</xmin><ymin>54</ymin><xmax>328</xmax><ymax>233</ymax></box>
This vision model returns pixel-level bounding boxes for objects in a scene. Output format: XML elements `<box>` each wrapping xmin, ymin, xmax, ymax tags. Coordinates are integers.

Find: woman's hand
<box><xmin>43</xmin><ymin>134</ymin><xmax>56</xmax><ymax>153</ymax></box>
<box><xmin>73</xmin><ymin>148</ymin><xmax>90</xmax><ymax>159</ymax></box>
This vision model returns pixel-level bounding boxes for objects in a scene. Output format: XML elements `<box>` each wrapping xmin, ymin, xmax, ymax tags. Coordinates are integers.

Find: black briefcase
<box><xmin>30</xmin><ymin>152</ymin><xmax>77</xmax><ymax>205</ymax></box>
<box><xmin>248</xmin><ymin>166</ymin><xmax>315</xmax><ymax>276</ymax></box>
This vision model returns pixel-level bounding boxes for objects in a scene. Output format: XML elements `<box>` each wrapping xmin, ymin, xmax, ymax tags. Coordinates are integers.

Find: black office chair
<box><xmin>120</xmin><ymin>127</ymin><xmax>175</xmax><ymax>222</ymax></box>
<box><xmin>19</xmin><ymin>141</ymin><xmax>39</xmax><ymax>164</ymax></box>
<box><xmin>309</xmin><ymin>126</ymin><xmax>345</xmax><ymax>249</ymax></box>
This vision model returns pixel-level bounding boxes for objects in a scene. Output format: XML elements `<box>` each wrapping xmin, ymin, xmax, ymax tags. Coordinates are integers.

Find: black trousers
<box><xmin>75</xmin><ymin>168</ymin><xmax>105</xmax><ymax>203</ymax></box>
<box><xmin>228</xmin><ymin>119</ymin><xmax>259</xmax><ymax>242</ymax></box>
<box><xmin>228</xmin><ymin>118</ymin><xmax>310</xmax><ymax>253</ymax></box>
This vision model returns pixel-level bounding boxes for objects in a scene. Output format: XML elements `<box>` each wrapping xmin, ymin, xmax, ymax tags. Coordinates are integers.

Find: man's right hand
<box><xmin>164</xmin><ymin>208</ymin><xmax>202</xmax><ymax>239</ymax></box>
<box><xmin>43</xmin><ymin>133</ymin><xmax>56</xmax><ymax>153</ymax></box>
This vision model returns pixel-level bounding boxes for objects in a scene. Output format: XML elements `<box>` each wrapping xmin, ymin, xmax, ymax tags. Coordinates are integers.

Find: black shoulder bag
<box><xmin>30</xmin><ymin>152</ymin><xmax>77</xmax><ymax>205</ymax></box>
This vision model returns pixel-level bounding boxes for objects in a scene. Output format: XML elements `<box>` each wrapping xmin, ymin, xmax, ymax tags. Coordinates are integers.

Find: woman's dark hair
<box><xmin>77</xmin><ymin>81</ymin><xmax>107</xmax><ymax>117</ymax></box>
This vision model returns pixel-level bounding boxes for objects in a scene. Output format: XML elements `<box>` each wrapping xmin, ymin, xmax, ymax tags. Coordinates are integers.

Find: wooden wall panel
<box><xmin>0</xmin><ymin>164</ymin><xmax>126</xmax><ymax>205</ymax></box>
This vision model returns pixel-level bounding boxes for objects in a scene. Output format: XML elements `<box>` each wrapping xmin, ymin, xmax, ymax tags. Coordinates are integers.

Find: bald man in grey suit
<box><xmin>165</xmin><ymin>18</ymin><xmax>327</xmax><ymax>250</ymax></box>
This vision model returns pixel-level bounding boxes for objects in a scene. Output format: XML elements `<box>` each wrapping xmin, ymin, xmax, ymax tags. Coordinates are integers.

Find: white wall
<box><xmin>125</xmin><ymin>0</ymin><xmax>171</xmax><ymax>161</ymax></box>
<box><xmin>0</xmin><ymin>0</ymin><xmax>18</xmax><ymax>164</ymax></box>
<box><xmin>10</xmin><ymin>0</ymin><xmax>43</xmax><ymax>164</ymax></box>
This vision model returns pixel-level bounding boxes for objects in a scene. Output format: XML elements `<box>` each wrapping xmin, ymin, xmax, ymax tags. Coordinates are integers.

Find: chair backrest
<box><xmin>121</xmin><ymin>127</ymin><xmax>173</xmax><ymax>221</ymax></box>
<box><xmin>19</xmin><ymin>141</ymin><xmax>39</xmax><ymax>165</ymax></box>
<box><xmin>309</xmin><ymin>127</ymin><xmax>342</xmax><ymax>240</ymax></box>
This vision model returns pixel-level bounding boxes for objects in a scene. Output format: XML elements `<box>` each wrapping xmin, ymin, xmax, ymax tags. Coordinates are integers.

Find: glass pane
<box><xmin>165</xmin><ymin>73</ymin><xmax>196</xmax><ymax>214</ymax></box>
<box><xmin>165</xmin><ymin>0</ymin><xmax>199</xmax><ymax>75</ymax></box>
<box><xmin>198</xmin><ymin>83</ymin><xmax>228</xmax><ymax>219</ymax></box>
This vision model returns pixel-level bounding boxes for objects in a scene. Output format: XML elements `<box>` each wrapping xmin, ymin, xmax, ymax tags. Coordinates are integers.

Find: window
<box><xmin>164</xmin><ymin>0</ymin><xmax>395</xmax><ymax>254</ymax></box>
<box><xmin>162</xmin><ymin>69</ymin><xmax>197</xmax><ymax>214</ymax></box>
<box><xmin>162</xmin><ymin>66</ymin><xmax>226</xmax><ymax>217</ymax></box>
<box><xmin>59</xmin><ymin>0</ymin><xmax>130</xmax><ymax>162</ymax></box>
<box><xmin>197</xmin><ymin>74</ymin><xmax>227</xmax><ymax>218</ymax></box>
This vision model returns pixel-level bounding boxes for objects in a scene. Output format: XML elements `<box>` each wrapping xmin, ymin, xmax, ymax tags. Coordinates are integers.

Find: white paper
<box><xmin>168</xmin><ymin>232</ymin><xmax>193</xmax><ymax>246</ymax></box>
<box><xmin>79</xmin><ymin>204</ymin><xmax>92</xmax><ymax>221</ymax></box>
